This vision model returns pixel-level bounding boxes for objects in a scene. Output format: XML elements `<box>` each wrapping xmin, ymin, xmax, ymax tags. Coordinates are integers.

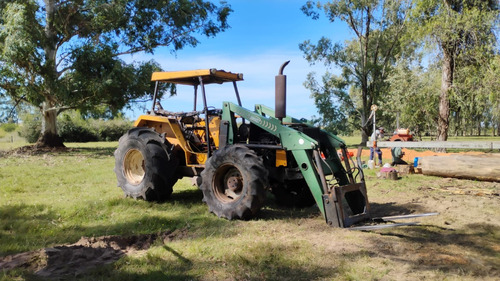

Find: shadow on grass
<box><xmin>167</xmin><ymin>186</ymin><xmax>322</xmax><ymax>222</ymax></box>
<box><xmin>2</xmin><ymin>145</ymin><xmax>116</xmax><ymax>159</ymax></box>
<box><xmin>224</xmin><ymin>242</ymin><xmax>334</xmax><ymax>280</ymax></box>
<box><xmin>259</xmin><ymin>203</ymin><xmax>321</xmax><ymax>221</ymax></box>
<box><xmin>0</xmin><ymin>204</ymin><xmax>60</xmax><ymax>255</ymax></box>
<box><xmin>368</xmin><ymin>201</ymin><xmax>429</xmax><ymax>218</ymax></box>
<box><xmin>76</xmin><ymin>246</ymin><xmax>335</xmax><ymax>281</ymax></box>
<box><xmin>76</xmin><ymin>270</ymin><xmax>199</xmax><ymax>281</ymax></box>
<box><xmin>1</xmin><ymin>199</ymin><xmax>334</xmax><ymax>280</ymax></box>
<box><xmin>368</xmin><ymin>223</ymin><xmax>500</xmax><ymax>277</ymax></box>
<box><xmin>258</xmin><ymin>198</ymin><xmax>432</xmax><ymax>224</ymax></box>
<box><xmin>0</xmin><ymin>198</ymin><xmax>230</xmax><ymax>256</ymax></box>
<box><xmin>7</xmin><ymin>190</ymin><xmax>458</xmax><ymax>280</ymax></box>
<box><xmin>168</xmin><ymin>188</ymin><xmax>203</xmax><ymax>204</ymax></box>
<box><xmin>65</xmin><ymin>147</ymin><xmax>116</xmax><ymax>158</ymax></box>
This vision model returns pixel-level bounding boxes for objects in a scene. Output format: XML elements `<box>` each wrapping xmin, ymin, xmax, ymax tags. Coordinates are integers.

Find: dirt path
<box><xmin>0</xmin><ymin>229</ymin><xmax>188</xmax><ymax>279</ymax></box>
<box><xmin>350</xmin><ymin>147</ymin><xmax>488</xmax><ymax>163</ymax></box>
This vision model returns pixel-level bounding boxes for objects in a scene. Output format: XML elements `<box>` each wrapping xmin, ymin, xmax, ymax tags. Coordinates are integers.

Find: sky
<box><xmin>124</xmin><ymin>0</ymin><xmax>351</xmax><ymax>120</ymax></box>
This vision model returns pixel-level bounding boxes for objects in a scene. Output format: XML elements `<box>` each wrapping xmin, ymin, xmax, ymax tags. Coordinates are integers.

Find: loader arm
<box><xmin>220</xmin><ymin>102</ymin><xmax>318</xmax><ymax>150</ymax></box>
<box><xmin>220</xmin><ymin>102</ymin><xmax>370</xmax><ymax>227</ymax></box>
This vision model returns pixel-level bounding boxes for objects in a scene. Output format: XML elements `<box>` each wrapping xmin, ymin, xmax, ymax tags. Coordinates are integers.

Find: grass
<box><xmin>0</xmin><ymin>142</ymin><xmax>499</xmax><ymax>280</ymax></box>
<box><xmin>0</xmin><ymin>130</ymin><xmax>27</xmax><ymax>151</ymax></box>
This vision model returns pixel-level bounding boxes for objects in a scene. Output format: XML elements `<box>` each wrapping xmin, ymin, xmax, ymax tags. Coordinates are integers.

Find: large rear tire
<box><xmin>114</xmin><ymin>127</ymin><xmax>178</xmax><ymax>201</ymax></box>
<box><xmin>200</xmin><ymin>145</ymin><xmax>268</xmax><ymax>220</ymax></box>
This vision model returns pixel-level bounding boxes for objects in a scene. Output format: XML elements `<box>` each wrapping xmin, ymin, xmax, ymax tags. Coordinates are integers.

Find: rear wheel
<box><xmin>114</xmin><ymin>127</ymin><xmax>178</xmax><ymax>201</ymax></box>
<box><xmin>200</xmin><ymin>145</ymin><xmax>268</xmax><ymax>220</ymax></box>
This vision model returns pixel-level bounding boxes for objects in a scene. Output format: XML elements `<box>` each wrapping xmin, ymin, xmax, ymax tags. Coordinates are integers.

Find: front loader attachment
<box><xmin>322</xmin><ymin>182</ymin><xmax>370</xmax><ymax>227</ymax></box>
<box><xmin>322</xmin><ymin>146</ymin><xmax>371</xmax><ymax>228</ymax></box>
<box><xmin>287</xmin><ymin>133</ymin><xmax>371</xmax><ymax>228</ymax></box>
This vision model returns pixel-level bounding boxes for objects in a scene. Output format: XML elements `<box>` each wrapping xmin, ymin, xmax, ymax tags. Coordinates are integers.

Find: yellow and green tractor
<box><xmin>114</xmin><ymin>62</ymin><xmax>370</xmax><ymax>227</ymax></box>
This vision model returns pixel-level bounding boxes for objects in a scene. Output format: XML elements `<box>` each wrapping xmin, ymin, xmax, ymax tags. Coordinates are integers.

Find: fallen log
<box><xmin>419</xmin><ymin>154</ymin><xmax>500</xmax><ymax>182</ymax></box>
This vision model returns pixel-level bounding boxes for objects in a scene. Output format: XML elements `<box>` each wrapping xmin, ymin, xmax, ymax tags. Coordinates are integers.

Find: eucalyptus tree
<box><xmin>454</xmin><ymin>54</ymin><xmax>500</xmax><ymax>136</ymax></box>
<box><xmin>300</xmin><ymin>0</ymin><xmax>411</xmax><ymax>143</ymax></box>
<box><xmin>410</xmin><ymin>0</ymin><xmax>498</xmax><ymax>140</ymax></box>
<box><xmin>303</xmin><ymin>72</ymin><xmax>355</xmax><ymax>135</ymax></box>
<box><xmin>484</xmin><ymin>55</ymin><xmax>500</xmax><ymax>136</ymax></box>
<box><xmin>0</xmin><ymin>0</ymin><xmax>231</xmax><ymax>147</ymax></box>
<box><xmin>384</xmin><ymin>59</ymin><xmax>441</xmax><ymax>139</ymax></box>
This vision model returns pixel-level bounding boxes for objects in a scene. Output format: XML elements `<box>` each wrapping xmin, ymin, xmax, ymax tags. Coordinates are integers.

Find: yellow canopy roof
<box><xmin>151</xmin><ymin>69</ymin><xmax>243</xmax><ymax>85</ymax></box>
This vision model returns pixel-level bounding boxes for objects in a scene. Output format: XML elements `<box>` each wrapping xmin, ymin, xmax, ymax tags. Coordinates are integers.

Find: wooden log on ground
<box><xmin>419</xmin><ymin>154</ymin><xmax>500</xmax><ymax>182</ymax></box>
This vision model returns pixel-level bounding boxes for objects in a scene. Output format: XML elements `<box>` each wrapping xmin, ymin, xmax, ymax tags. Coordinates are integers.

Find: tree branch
<box><xmin>113</xmin><ymin>24</ymin><xmax>203</xmax><ymax>57</ymax></box>
<box><xmin>57</xmin><ymin>65</ymin><xmax>73</xmax><ymax>77</ymax></box>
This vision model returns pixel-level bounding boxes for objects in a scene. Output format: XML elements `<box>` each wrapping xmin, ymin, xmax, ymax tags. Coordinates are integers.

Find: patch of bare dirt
<box><xmin>423</xmin><ymin>177</ymin><xmax>500</xmax><ymax>197</ymax></box>
<box><xmin>0</xmin><ymin>228</ymin><xmax>188</xmax><ymax>279</ymax></box>
<box><xmin>357</xmin><ymin>175</ymin><xmax>500</xmax><ymax>280</ymax></box>
<box><xmin>0</xmin><ymin>145</ymin><xmax>71</xmax><ymax>157</ymax></box>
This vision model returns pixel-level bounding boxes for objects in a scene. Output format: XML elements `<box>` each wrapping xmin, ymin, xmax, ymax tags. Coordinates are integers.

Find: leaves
<box><xmin>303</xmin><ymin>0</ymin><xmax>499</xmax><ymax>138</ymax></box>
<box><xmin>383</xmin><ymin>59</ymin><xmax>440</xmax><ymax>138</ymax></box>
<box><xmin>301</xmin><ymin>0</ymin><xmax>410</xmax><ymax>139</ymax></box>
<box><xmin>304</xmin><ymin>72</ymin><xmax>354</xmax><ymax>134</ymax></box>
<box><xmin>408</xmin><ymin>0</ymin><xmax>499</xmax><ymax>138</ymax></box>
<box><xmin>0</xmin><ymin>0</ymin><xmax>232</xmax><ymax>143</ymax></box>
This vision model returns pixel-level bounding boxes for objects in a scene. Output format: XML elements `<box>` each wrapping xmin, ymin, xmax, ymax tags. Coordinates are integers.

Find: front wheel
<box><xmin>200</xmin><ymin>145</ymin><xmax>268</xmax><ymax>220</ymax></box>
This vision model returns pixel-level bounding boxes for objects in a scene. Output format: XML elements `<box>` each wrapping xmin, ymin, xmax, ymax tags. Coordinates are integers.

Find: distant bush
<box><xmin>18</xmin><ymin>113</ymin><xmax>41</xmax><ymax>143</ymax></box>
<box><xmin>58</xmin><ymin>112</ymin><xmax>132</xmax><ymax>142</ymax></box>
<box><xmin>90</xmin><ymin>119</ymin><xmax>133</xmax><ymax>142</ymax></box>
<box><xmin>58</xmin><ymin>115</ymin><xmax>98</xmax><ymax>142</ymax></box>
<box><xmin>0</xmin><ymin>123</ymin><xmax>18</xmax><ymax>133</ymax></box>
<box><xmin>19</xmin><ymin>111</ymin><xmax>132</xmax><ymax>143</ymax></box>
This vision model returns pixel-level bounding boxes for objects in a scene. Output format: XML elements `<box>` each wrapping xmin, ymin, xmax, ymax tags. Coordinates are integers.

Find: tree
<box><xmin>304</xmin><ymin>71</ymin><xmax>355</xmax><ymax>135</ymax></box>
<box><xmin>0</xmin><ymin>0</ymin><xmax>231</xmax><ymax>147</ymax></box>
<box><xmin>483</xmin><ymin>55</ymin><xmax>500</xmax><ymax>136</ymax></box>
<box><xmin>300</xmin><ymin>0</ymin><xmax>411</xmax><ymax>143</ymax></box>
<box><xmin>410</xmin><ymin>0</ymin><xmax>499</xmax><ymax>141</ymax></box>
<box><xmin>384</xmin><ymin>58</ymin><xmax>441</xmax><ymax>139</ymax></box>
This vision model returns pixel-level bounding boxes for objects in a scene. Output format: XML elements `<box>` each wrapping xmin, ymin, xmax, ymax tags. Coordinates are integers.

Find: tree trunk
<box><xmin>454</xmin><ymin>107</ymin><xmax>460</xmax><ymax>137</ymax></box>
<box><xmin>360</xmin><ymin>111</ymin><xmax>369</xmax><ymax>145</ymax></box>
<box><xmin>477</xmin><ymin>118</ymin><xmax>481</xmax><ymax>136</ymax></box>
<box><xmin>419</xmin><ymin>154</ymin><xmax>500</xmax><ymax>182</ymax></box>
<box><xmin>36</xmin><ymin>100</ymin><xmax>64</xmax><ymax>148</ymax></box>
<box><xmin>361</xmin><ymin>127</ymin><xmax>369</xmax><ymax>145</ymax></box>
<box><xmin>35</xmin><ymin>0</ymin><xmax>64</xmax><ymax>148</ymax></box>
<box><xmin>437</xmin><ymin>50</ymin><xmax>453</xmax><ymax>142</ymax></box>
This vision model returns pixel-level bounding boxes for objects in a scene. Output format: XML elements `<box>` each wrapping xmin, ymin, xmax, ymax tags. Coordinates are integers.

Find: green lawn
<box><xmin>1</xmin><ymin>142</ymin><xmax>499</xmax><ymax>280</ymax></box>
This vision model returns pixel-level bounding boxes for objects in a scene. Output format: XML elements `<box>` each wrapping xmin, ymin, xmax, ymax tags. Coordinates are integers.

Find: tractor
<box><xmin>114</xmin><ymin>62</ymin><xmax>371</xmax><ymax>227</ymax></box>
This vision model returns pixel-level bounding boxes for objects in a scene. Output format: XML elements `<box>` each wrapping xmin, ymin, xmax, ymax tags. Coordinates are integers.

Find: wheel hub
<box><xmin>225</xmin><ymin>170</ymin><xmax>242</xmax><ymax>192</ymax></box>
<box><xmin>123</xmin><ymin>149</ymin><xmax>145</xmax><ymax>185</ymax></box>
<box><xmin>214</xmin><ymin>166</ymin><xmax>243</xmax><ymax>202</ymax></box>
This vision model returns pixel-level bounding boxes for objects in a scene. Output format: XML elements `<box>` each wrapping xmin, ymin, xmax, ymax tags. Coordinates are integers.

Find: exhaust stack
<box><xmin>275</xmin><ymin>60</ymin><xmax>290</xmax><ymax>121</ymax></box>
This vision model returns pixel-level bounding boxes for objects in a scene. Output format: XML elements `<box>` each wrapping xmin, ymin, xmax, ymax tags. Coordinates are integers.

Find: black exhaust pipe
<box><xmin>275</xmin><ymin>60</ymin><xmax>290</xmax><ymax>121</ymax></box>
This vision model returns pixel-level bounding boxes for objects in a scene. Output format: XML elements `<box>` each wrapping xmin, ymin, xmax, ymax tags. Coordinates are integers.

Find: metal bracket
<box><xmin>323</xmin><ymin>182</ymin><xmax>371</xmax><ymax>228</ymax></box>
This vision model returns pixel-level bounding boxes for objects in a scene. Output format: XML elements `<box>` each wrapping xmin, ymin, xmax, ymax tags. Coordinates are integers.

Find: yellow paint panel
<box><xmin>134</xmin><ymin>114</ymin><xmax>208</xmax><ymax>166</ymax></box>
<box><xmin>151</xmin><ymin>69</ymin><xmax>213</xmax><ymax>81</ymax></box>
<box><xmin>134</xmin><ymin>115</ymin><xmax>170</xmax><ymax>127</ymax></box>
<box><xmin>209</xmin><ymin>117</ymin><xmax>221</xmax><ymax>147</ymax></box>
<box><xmin>151</xmin><ymin>69</ymin><xmax>243</xmax><ymax>85</ymax></box>
<box><xmin>276</xmin><ymin>149</ymin><xmax>287</xmax><ymax>167</ymax></box>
